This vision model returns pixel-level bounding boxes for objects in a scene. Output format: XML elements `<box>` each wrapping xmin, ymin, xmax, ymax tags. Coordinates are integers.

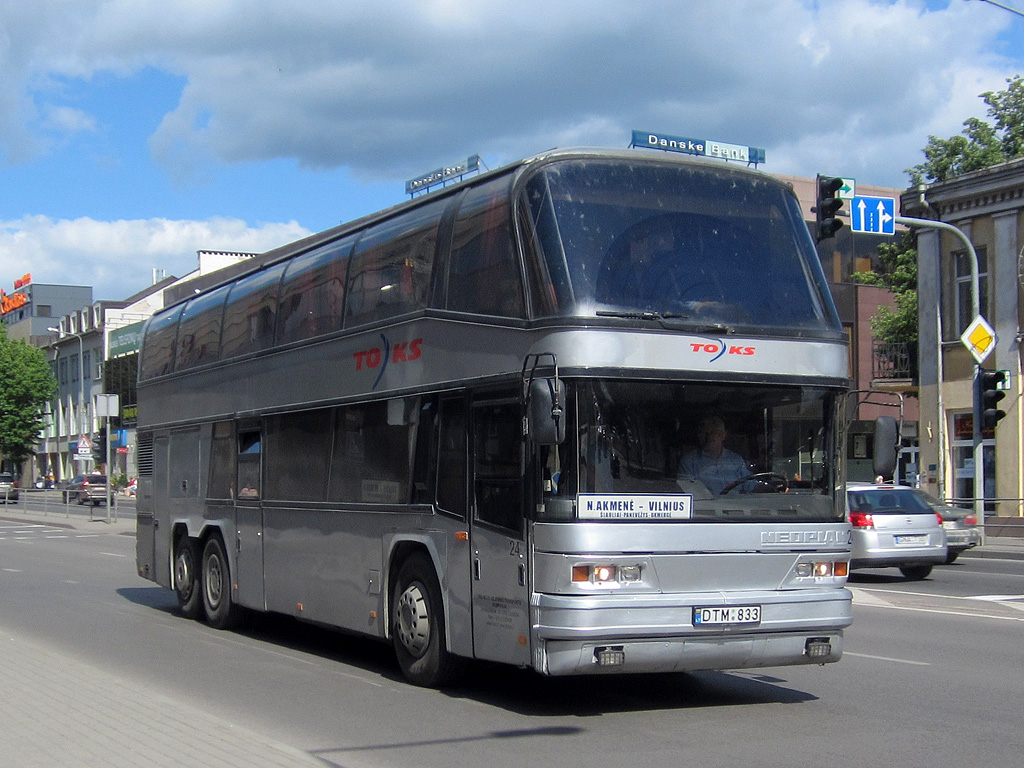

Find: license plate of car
<box><xmin>895</xmin><ymin>534</ymin><xmax>927</xmax><ymax>545</ymax></box>
<box><xmin>693</xmin><ymin>605</ymin><xmax>761</xmax><ymax>625</ymax></box>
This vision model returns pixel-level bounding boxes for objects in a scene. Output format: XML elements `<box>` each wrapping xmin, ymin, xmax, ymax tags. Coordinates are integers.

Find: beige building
<box><xmin>902</xmin><ymin>158</ymin><xmax>1023</xmax><ymax>521</ymax></box>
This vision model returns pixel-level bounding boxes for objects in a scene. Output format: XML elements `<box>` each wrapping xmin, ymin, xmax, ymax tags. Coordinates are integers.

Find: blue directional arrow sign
<box><xmin>851</xmin><ymin>195</ymin><xmax>896</xmax><ymax>235</ymax></box>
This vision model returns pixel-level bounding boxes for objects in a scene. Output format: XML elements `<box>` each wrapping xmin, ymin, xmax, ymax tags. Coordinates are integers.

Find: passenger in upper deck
<box><xmin>677</xmin><ymin>415</ymin><xmax>753</xmax><ymax>495</ymax></box>
<box><xmin>595</xmin><ymin>214</ymin><xmax>714</xmax><ymax>310</ymax></box>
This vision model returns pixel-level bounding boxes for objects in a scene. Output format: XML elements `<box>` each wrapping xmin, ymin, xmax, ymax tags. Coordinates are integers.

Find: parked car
<box><xmin>62</xmin><ymin>474</ymin><xmax>108</xmax><ymax>506</ymax></box>
<box><xmin>911</xmin><ymin>489</ymin><xmax>982</xmax><ymax>564</ymax></box>
<box><xmin>846</xmin><ymin>483</ymin><xmax>948</xmax><ymax>580</ymax></box>
<box><xmin>0</xmin><ymin>472</ymin><xmax>19</xmax><ymax>503</ymax></box>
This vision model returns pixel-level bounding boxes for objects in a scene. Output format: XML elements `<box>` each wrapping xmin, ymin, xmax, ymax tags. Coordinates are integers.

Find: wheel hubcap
<box><xmin>175</xmin><ymin>550</ymin><xmax>194</xmax><ymax>596</ymax></box>
<box><xmin>395</xmin><ymin>583</ymin><xmax>430</xmax><ymax>657</ymax></box>
<box><xmin>206</xmin><ymin>554</ymin><xmax>224</xmax><ymax>607</ymax></box>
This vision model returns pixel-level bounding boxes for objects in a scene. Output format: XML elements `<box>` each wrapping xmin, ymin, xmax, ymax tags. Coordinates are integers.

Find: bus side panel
<box><xmin>262</xmin><ymin>507</ymin><xmax>388</xmax><ymax>636</ymax></box>
<box><xmin>151</xmin><ymin>436</ymin><xmax>172</xmax><ymax>589</ymax></box>
<box><xmin>135</xmin><ymin>476</ymin><xmax>156</xmax><ymax>582</ymax></box>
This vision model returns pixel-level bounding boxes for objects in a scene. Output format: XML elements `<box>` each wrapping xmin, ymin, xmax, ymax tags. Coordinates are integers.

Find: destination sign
<box><xmin>632</xmin><ymin>130</ymin><xmax>766</xmax><ymax>165</ymax></box>
<box><xmin>578</xmin><ymin>493</ymin><xmax>693</xmax><ymax>520</ymax></box>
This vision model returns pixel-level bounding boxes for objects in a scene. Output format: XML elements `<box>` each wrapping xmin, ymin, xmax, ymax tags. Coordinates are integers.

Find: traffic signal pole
<box><xmin>896</xmin><ymin>215</ymin><xmax>986</xmax><ymax>534</ymax></box>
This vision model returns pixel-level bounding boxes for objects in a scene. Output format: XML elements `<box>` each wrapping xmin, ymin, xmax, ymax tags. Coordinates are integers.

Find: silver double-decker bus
<box><xmin>136</xmin><ymin>147</ymin><xmax>855</xmax><ymax>687</ymax></box>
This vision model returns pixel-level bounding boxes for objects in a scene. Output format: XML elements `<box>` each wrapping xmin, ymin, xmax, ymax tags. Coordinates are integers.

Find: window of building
<box><xmin>954</xmin><ymin>246</ymin><xmax>989</xmax><ymax>336</ymax></box>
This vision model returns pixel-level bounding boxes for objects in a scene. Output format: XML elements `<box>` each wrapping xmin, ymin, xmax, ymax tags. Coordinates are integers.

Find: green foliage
<box><xmin>907</xmin><ymin>75</ymin><xmax>1024</xmax><ymax>184</ymax></box>
<box><xmin>0</xmin><ymin>326</ymin><xmax>57</xmax><ymax>470</ymax></box>
<box><xmin>851</xmin><ymin>230</ymin><xmax>918</xmax><ymax>346</ymax></box>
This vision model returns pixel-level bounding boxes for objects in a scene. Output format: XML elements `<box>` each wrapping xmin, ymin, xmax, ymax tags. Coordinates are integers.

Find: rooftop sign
<box><xmin>406</xmin><ymin>155</ymin><xmax>481</xmax><ymax>196</ymax></box>
<box><xmin>631</xmin><ymin>130</ymin><xmax>766</xmax><ymax>166</ymax></box>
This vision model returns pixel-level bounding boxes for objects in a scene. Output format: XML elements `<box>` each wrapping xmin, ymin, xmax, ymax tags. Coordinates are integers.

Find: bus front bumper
<box><xmin>532</xmin><ymin>588</ymin><xmax>852</xmax><ymax>676</ymax></box>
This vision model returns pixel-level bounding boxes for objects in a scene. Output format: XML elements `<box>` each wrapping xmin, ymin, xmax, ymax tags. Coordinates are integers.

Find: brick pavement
<box><xmin>0</xmin><ymin>504</ymin><xmax>329</xmax><ymax>768</ymax></box>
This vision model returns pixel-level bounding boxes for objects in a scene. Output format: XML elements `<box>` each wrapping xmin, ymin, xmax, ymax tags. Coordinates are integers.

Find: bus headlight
<box><xmin>794</xmin><ymin>560</ymin><xmax>848</xmax><ymax>578</ymax></box>
<box><xmin>572</xmin><ymin>564</ymin><xmax>642</xmax><ymax>584</ymax></box>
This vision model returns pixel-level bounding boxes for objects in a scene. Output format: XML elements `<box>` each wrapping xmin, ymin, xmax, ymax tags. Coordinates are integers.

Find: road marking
<box><xmin>844</xmin><ymin>652</ymin><xmax>930</xmax><ymax>666</ymax></box>
<box><xmin>850</xmin><ymin>587</ymin><xmax>1024</xmax><ymax>622</ymax></box>
<box><xmin>970</xmin><ymin>594</ymin><xmax>1024</xmax><ymax>602</ymax></box>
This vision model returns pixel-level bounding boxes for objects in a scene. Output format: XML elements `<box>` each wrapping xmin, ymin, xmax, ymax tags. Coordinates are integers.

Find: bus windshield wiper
<box><xmin>596</xmin><ymin>310</ymin><xmax>733</xmax><ymax>334</ymax></box>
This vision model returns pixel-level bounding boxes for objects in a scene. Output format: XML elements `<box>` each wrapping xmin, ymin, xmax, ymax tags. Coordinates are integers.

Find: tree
<box><xmin>0</xmin><ymin>326</ymin><xmax>57</xmax><ymax>472</ymax></box>
<box><xmin>851</xmin><ymin>230</ymin><xmax>918</xmax><ymax>347</ymax></box>
<box><xmin>907</xmin><ymin>75</ymin><xmax>1024</xmax><ymax>183</ymax></box>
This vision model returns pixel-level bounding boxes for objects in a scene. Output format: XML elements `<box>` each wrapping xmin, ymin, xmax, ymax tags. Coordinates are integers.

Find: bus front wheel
<box><xmin>392</xmin><ymin>553</ymin><xmax>463</xmax><ymax>687</ymax></box>
<box><xmin>173</xmin><ymin>536</ymin><xmax>202</xmax><ymax>619</ymax></box>
<box><xmin>201</xmin><ymin>535</ymin><xmax>238</xmax><ymax>629</ymax></box>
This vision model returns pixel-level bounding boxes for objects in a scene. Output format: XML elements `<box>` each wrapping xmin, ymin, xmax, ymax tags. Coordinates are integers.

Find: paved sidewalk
<box><xmin>0</xmin><ymin>628</ymin><xmax>328</xmax><ymax>768</ymax></box>
<box><xmin>0</xmin><ymin>503</ymin><xmax>331</xmax><ymax>768</ymax></box>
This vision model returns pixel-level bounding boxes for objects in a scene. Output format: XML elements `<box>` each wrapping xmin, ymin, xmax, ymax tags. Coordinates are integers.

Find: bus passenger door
<box><xmin>470</xmin><ymin>398</ymin><xmax>531</xmax><ymax>666</ymax></box>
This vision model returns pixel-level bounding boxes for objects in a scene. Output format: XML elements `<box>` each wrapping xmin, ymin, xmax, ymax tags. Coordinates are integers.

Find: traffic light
<box><xmin>93</xmin><ymin>426</ymin><xmax>107</xmax><ymax>467</ymax></box>
<box><xmin>815</xmin><ymin>175</ymin><xmax>846</xmax><ymax>242</ymax></box>
<box><xmin>976</xmin><ymin>369</ymin><xmax>1008</xmax><ymax>430</ymax></box>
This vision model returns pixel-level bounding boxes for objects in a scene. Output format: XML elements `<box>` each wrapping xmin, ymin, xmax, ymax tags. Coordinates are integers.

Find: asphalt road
<box><xmin>0</xmin><ymin>523</ymin><xmax>1021</xmax><ymax>768</ymax></box>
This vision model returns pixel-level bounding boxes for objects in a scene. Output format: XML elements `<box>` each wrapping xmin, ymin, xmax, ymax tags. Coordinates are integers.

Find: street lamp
<box><xmin>47</xmin><ymin>326</ymin><xmax>87</xmax><ymax>472</ymax></box>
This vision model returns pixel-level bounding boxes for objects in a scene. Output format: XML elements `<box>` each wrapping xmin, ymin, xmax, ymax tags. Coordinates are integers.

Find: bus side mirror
<box><xmin>528</xmin><ymin>378</ymin><xmax>566</xmax><ymax>445</ymax></box>
<box><xmin>872</xmin><ymin>416</ymin><xmax>899</xmax><ymax>481</ymax></box>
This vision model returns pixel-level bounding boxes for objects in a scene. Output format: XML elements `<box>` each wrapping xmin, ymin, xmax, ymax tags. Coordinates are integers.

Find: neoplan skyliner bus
<box><xmin>136</xmin><ymin>147</ymin><xmax>867</xmax><ymax>687</ymax></box>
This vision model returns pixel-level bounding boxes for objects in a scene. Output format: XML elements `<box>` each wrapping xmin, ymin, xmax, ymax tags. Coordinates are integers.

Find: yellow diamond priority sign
<box><xmin>960</xmin><ymin>315</ymin><xmax>997</xmax><ymax>364</ymax></box>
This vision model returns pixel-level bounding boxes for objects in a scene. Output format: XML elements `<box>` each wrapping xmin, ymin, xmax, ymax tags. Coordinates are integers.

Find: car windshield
<box><xmin>848</xmin><ymin>488</ymin><xmax>934</xmax><ymax>514</ymax></box>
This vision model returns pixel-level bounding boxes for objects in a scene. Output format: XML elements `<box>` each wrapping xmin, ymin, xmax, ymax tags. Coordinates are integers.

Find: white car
<box><xmin>846</xmin><ymin>483</ymin><xmax>948</xmax><ymax>580</ymax></box>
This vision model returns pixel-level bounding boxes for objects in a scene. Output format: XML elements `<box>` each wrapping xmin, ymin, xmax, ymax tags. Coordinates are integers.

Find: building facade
<box><xmin>902</xmin><ymin>158</ymin><xmax>1023</xmax><ymax>519</ymax></box>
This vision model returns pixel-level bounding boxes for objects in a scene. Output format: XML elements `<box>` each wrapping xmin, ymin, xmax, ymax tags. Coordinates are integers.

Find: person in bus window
<box><xmin>597</xmin><ymin>215</ymin><xmax>712</xmax><ymax>310</ymax></box>
<box><xmin>677</xmin><ymin>415</ymin><xmax>751</xmax><ymax>494</ymax></box>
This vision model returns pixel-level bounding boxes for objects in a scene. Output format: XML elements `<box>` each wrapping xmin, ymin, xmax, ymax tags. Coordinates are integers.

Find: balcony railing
<box><xmin>872</xmin><ymin>341</ymin><xmax>917</xmax><ymax>388</ymax></box>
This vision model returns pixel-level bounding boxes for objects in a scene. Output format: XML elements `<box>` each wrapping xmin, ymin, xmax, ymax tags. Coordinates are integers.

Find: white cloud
<box><xmin>0</xmin><ymin>215</ymin><xmax>310</xmax><ymax>300</ymax></box>
<box><xmin>0</xmin><ymin>0</ymin><xmax>1021</xmax><ymax>187</ymax></box>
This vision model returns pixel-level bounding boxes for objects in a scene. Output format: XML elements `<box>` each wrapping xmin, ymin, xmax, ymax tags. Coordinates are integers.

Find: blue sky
<box><xmin>2</xmin><ymin>0</ymin><xmax>1023</xmax><ymax>301</ymax></box>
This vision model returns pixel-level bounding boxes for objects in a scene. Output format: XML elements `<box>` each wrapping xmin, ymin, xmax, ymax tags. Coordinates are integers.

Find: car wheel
<box><xmin>944</xmin><ymin>551</ymin><xmax>960</xmax><ymax>565</ymax></box>
<box><xmin>899</xmin><ymin>564</ymin><xmax>933</xmax><ymax>580</ymax></box>
<box><xmin>173</xmin><ymin>536</ymin><xmax>203</xmax><ymax>620</ymax></box>
<box><xmin>392</xmin><ymin>552</ymin><xmax>464</xmax><ymax>688</ymax></box>
<box><xmin>201</xmin><ymin>535</ymin><xmax>239</xmax><ymax>630</ymax></box>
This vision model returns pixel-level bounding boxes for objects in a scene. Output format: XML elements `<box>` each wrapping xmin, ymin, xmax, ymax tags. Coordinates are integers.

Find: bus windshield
<box><xmin>523</xmin><ymin>158</ymin><xmax>840</xmax><ymax>333</ymax></box>
<box><xmin>545</xmin><ymin>380</ymin><xmax>842</xmax><ymax>523</ymax></box>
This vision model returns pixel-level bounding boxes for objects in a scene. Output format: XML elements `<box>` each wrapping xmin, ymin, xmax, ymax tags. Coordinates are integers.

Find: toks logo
<box><xmin>691</xmin><ymin>340</ymin><xmax>756</xmax><ymax>362</ymax></box>
<box><xmin>354</xmin><ymin>335</ymin><xmax>423</xmax><ymax>389</ymax></box>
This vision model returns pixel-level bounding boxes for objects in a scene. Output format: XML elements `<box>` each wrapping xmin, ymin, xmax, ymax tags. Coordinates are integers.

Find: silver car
<box><xmin>0</xmin><ymin>472</ymin><xmax>19</xmax><ymax>503</ymax></box>
<box><xmin>911</xmin><ymin>489</ymin><xmax>982</xmax><ymax>564</ymax></box>
<box><xmin>846</xmin><ymin>483</ymin><xmax>947</xmax><ymax>580</ymax></box>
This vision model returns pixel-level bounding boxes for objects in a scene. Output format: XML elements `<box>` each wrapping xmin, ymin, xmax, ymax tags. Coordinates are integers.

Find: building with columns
<box><xmin>902</xmin><ymin>158</ymin><xmax>1023</xmax><ymax>521</ymax></box>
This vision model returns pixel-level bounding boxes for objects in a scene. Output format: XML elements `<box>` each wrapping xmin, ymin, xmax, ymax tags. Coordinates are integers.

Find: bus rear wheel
<box><xmin>201</xmin><ymin>535</ymin><xmax>238</xmax><ymax>629</ymax></box>
<box><xmin>392</xmin><ymin>553</ymin><xmax>463</xmax><ymax>688</ymax></box>
<box><xmin>173</xmin><ymin>536</ymin><xmax>202</xmax><ymax>619</ymax></box>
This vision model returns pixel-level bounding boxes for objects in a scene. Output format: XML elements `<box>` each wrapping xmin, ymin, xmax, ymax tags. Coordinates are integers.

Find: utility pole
<box><xmin>895</xmin><ymin>216</ymin><xmax>986</xmax><ymax>538</ymax></box>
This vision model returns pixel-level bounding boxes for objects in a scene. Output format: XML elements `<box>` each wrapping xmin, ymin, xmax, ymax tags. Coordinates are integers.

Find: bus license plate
<box><xmin>693</xmin><ymin>605</ymin><xmax>761</xmax><ymax>625</ymax></box>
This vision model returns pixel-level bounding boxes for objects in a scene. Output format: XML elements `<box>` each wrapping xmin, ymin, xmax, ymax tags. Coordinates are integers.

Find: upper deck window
<box><xmin>277</xmin><ymin>236</ymin><xmax>354</xmax><ymax>344</ymax></box>
<box><xmin>345</xmin><ymin>198</ymin><xmax>448</xmax><ymax>328</ymax></box>
<box><xmin>522</xmin><ymin>158</ymin><xmax>840</xmax><ymax>333</ymax></box>
<box><xmin>175</xmin><ymin>284</ymin><xmax>230</xmax><ymax>370</ymax></box>
<box><xmin>221</xmin><ymin>263</ymin><xmax>286</xmax><ymax>358</ymax></box>
<box><xmin>442</xmin><ymin>176</ymin><xmax>525</xmax><ymax>318</ymax></box>
<box><xmin>139</xmin><ymin>306</ymin><xmax>184</xmax><ymax>380</ymax></box>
